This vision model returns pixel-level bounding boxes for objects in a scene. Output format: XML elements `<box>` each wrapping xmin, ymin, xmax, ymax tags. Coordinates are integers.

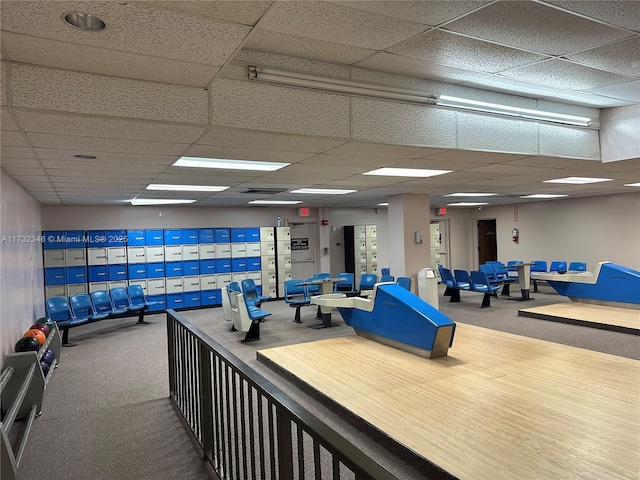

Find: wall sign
<box><xmin>514</xmin><ymin>206</ymin><xmax>518</xmax><ymax>222</ymax></box>
<box><xmin>291</xmin><ymin>238</ymin><xmax>309</xmax><ymax>250</ymax></box>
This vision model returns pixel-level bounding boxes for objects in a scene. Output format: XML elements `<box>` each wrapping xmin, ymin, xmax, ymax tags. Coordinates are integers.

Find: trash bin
<box><xmin>418</xmin><ymin>267</ymin><xmax>439</xmax><ymax>310</ymax></box>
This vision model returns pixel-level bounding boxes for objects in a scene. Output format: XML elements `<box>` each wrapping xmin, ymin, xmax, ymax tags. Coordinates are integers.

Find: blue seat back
<box><xmin>313</xmin><ymin>273</ymin><xmax>332</xmax><ymax>280</ymax></box>
<box><xmin>530</xmin><ymin>260</ymin><xmax>548</xmax><ymax>273</ymax></box>
<box><xmin>241</xmin><ymin>279</ymin><xmax>259</xmax><ymax>299</ymax></box>
<box><xmin>454</xmin><ymin>269</ymin><xmax>472</xmax><ymax>288</ymax></box>
<box><xmin>334</xmin><ymin>273</ymin><xmax>354</xmax><ymax>292</ymax></box>
<box><xmin>110</xmin><ymin>287</ymin><xmax>130</xmax><ymax>309</ymax></box>
<box><xmin>507</xmin><ymin>260</ymin><xmax>523</xmax><ymax>270</ymax></box>
<box><xmin>227</xmin><ymin>282</ymin><xmax>242</xmax><ymax>293</ymax></box>
<box><xmin>479</xmin><ymin>264</ymin><xmax>496</xmax><ymax>280</ymax></box>
<box><xmin>380</xmin><ymin>267</ymin><xmax>391</xmax><ymax>276</ymax></box>
<box><xmin>304</xmin><ymin>277</ymin><xmax>321</xmax><ymax>295</ymax></box>
<box><xmin>46</xmin><ymin>297</ymin><xmax>73</xmax><ymax>322</ymax></box>
<box><xmin>568</xmin><ymin>261</ymin><xmax>586</xmax><ymax>272</ymax></box>
<box><xmin>487</xmin><ymin>261</ymin><xmax>509</xmax><ymax>279</ymax></box>
<box><xmin>380</xmin><ymin>274</ymin><xmax>395</xmax><ymax>282</ymax></box>
<box><xmin>396</xmin><ymin>277</ymin><xmax>411</xmax><ymax>290</ymax></box>
<box><xmin>284</xmin><ymin>280</ymin><xmax>309</xmax><ymax>303</ymax></box>
<box><xmin>439</xmin><ymin>267</ymin><xmax>456</xmax><ymax>288</ymax></box>
<box><xmin>127</xmin><ymin>284</ymin><xmax>145</xmax><ymax>304</ymax></box>
<box><xmin>550</xmin><ymin>261</ymin><xmax>567</xmax><ymax>273</ymax></box>
<box><xmin>359</xmin><ymin>273</ymin><xmax>377</xmax><ymax>291</ymax></box>
<box><xmin>91</xmin><ymin>290</ymin><xmax>115</xmax><ymax>314</ymax></box>
<box><xmin>69</xmin><ymin>293</ymin><xmax>94</xmax><ymax>318</ymax></box>
<box><xmin>470</xmin><ymin>270</ymin><xmax>488</xmax><ymax>288</ymax></box>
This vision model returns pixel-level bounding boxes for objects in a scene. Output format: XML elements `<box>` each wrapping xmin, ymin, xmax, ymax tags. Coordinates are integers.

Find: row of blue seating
<box><xmin>45</xmin><ymin>285</ymin><xmax>158</xmax><ymax>346</ymax></box>
<box><xmin>504</xmin><ymin>260</ymin><xmax>587</xmax><ymax>292</ymax></box>
<box><xmin>438</xmin><ymin>266</ymin><xmax>500</xmax><ymax>308</ymax></box>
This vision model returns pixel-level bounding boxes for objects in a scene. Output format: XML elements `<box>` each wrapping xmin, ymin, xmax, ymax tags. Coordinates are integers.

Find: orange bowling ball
<box><xmin>23</xmin><ymin>328</ymin><xmax>46</xmax><ymax>346</ymax></box>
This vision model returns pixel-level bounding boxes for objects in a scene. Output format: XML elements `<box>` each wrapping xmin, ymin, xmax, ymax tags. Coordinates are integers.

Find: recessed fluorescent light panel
<box><xmin>249</xmin><ymin>200</ymin><xmax>302</xmax><ymax>205</ymax></box>
<box><xmin>437</xmin><ymin>96</ymin><xmax>591</xmax><ymax>127</ymax></box>
<box><xmin>131</xmin><ymin>199</ymin><xmax>196</xmax><ymax>205</ymax></box>
<box><xmin>444</xmin><ymin>193</ymin><xmax>498</xmax><ymax>197</ymax></box>
<box><xmin>173</xmin><ymin>157</ymin><xmax>289</xmax><ymax>171</ymax></box>
<box><xmin>624</xmin><ymin>183</ymin><xmax>640</xmax><ymax>187</ymax></box>
<box><xmin>362</xmin><ymin>167</ymin><xmax>451</xmax><ymax>177</ymax></box>
<box><xmin>290</xmin><ymin>188</ymin><xmax>357</xmax><ymax>195</ymax></box>
<box><xmin>543</xmin><ymin>177</ymin><xmax>612</xmax><ymax>184</ymax></box>
<box><xmin>447</xmin><ymin>202</ymin><xmax>489</xmax><ymax>207</ymax></box>
<box><xmin>520</xmin><ymin>194</ymin><xmax>568</xmax><ymax>199</ymax></box>
<box><xmin>147</xmin><ymin>184</ymin><xmax>229</xmax><ymax>192</ymax></box>
<box><xmin>377</xmin><ymin>202</ymin><xmax>389</xmax><ymax>206</ymax></box>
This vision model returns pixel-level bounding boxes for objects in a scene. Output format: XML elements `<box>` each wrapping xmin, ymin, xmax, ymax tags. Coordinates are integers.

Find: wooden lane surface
<box><xmin>519</xmin><ymin>303</ymin><xmax>640</xmax><ymax>334</ymax></box>
<box><xmin>257</xmin><ymin>324</ymin><xmax>639</xmax><ymax>480</ymax></box>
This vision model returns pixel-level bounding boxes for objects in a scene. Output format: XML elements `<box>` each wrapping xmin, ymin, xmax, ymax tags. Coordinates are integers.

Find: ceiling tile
<box><xmin>3</xmin><ymin>167</ymin><xmax>46</xmax><ymax>176</ymax></box>
<box><xmin>15</xmin><ymin>111</ymin><xmax>206</xmax><ymax>143</ymax></box>
<box><xmin>422</xmin><ymin>150</ymin><xmax>525</xmax><ymax>163</ymax></box>
<box><xmin>502</xmin><ymin>58</ymin><xmax>636</xmax><ymax>91</ymax></box>
<box><xmin>1</xmin><ymin>109</ymin><xmax>19</xmax><ymax>131</ymax></box>
<box><xmin>145</xmin><ymin>0</ymin><xmax>271</xmax><ymax>25</ymax></box>
<box><xmin>543</xmin><ymin>1</ymin><xmax>640</xmax><ymax>32</ymax></box>
<box><xmin>2</xmin><ymin>32</ymin><xmax>220</xmax><ymax>88</ymax></box>
<box><xmin>258</xmin><ymin>1</ymin><xmax>428</xmax><ymax>50</ymax></box>
<box><xmin>564</xmin><ymin>37</ymin><xmax>640</xmax><ymax>78</ymax></box>
<box><xmin>1</xmin><ymin>130</ymin><xmax>28</xmax><ymax>147</ymax></box>
<box><xmin>444</xmin><ymin>1</ymin><xmax>633</xmax><ymax>55</ymax></box>
<box><xmin>243</xmin><ymin>30</ymin><xmax>376</xmax><ymax>65</ymax></box>
<box><xmin>329</xmin><ymin>1</ymin><xmax>491</xmax><ymax>26</ymax></box>
<box><xmin>298</xmin><ymin>154</ymin><xmax>400</xmax><ymax>168</ymax></box>
<box><xmin>388</xmin><ymin>29</ymin><xmax>549</xmax><ymax>73</ymax></box>
<box><xmin>27</xmin><ymin>133</ymin><xmax>189</xmax><ymax>156</ymax></box>
<box><xmin>40</xmin><ymin>159</ymin><xmax>166</xmax><ymax>173</ymax></box>
<box><xmin>183</xmin><ymin>145</ymin><xmax>316</xmax><ymax>163</ymax></box>
<box><xmin>1</xmin><ymin>146</ymin><xmax>34</xmax><ymax>158</ymax></box>
<box><xmin>327</xmin><ymin>141</ymin><xmax>445</xmax><ymax>158</ymax></box>
<box><xmin>1</xmin><ymin>158</ymin><xmax>41</xmax><ymax>168</ymax></box>
<box><xmin>1</xmin><ymin>1</ymin><xmax>251</xmax><ymax>66</ymax></box>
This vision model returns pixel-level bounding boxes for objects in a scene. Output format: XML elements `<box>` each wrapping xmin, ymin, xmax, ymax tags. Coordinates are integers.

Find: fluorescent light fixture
<box><xmin>362</xmin><ymin>167</ymin><xmax>452</xmax><ymax>177</ymax></box>
<box><xmin>447</xmin><ymin>202</ymin><xmax>489</xmax><ymax>207</ymax></box>
<box><xmin>131</xmin><ymin>198</ymin><xmax>195</xmax><ymax>205</ymax></box>
<box><xmin>249</xmin><ymin>200</ymin><xmax>302</xmax><ymax>205</ymax></box>
<box><xmin>248</xmin><ymin>66</ymin><xmax>437</xmax><ymax>105</ymax></box>
<box><xmin>444</xmin><ymin>193</ymin><xmax>498</xmax><ymax>197</ymax></box>
<box><xmin>543</xmin><ymin>177</ymin><xmax>612</xmax><ymax>184</ymax></box>
<box><xmin>290</xmin><ymin>188</ymin><xmax>356</xmax><ymax>195</ymax></box>
<box><xmin>377</xmin><ymin>202</ymin><xmax>389</xmax><ymax>206</ymax></box>
<box><xmin>624</xmin><ymin>183</ymin><xmax>640</xmax><ymax>187</ymax></box>
<box><xmin>520</xmin><ymin>194</ymin><xmax>568</xmax><ymax>199</ymax></box>
<box><xmin>147</xmin><ymin>184</ymin><xmax>229</xmax><ymax>192</ymax></box>
<box><xmin>437</xmin><ymin>95</ymin><xmax>591</xmax><ymax>127</ymax></box>
<box><xmin>173</xmin><ymin>157</ymin><xmax>289</xmax><ymax>171</ymax></box>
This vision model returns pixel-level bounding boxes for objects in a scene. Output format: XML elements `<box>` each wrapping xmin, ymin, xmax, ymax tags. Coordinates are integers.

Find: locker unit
<box><xmin>275</xmin><ymin>226</ymin><xmax>291</xmax><ymax>298</ymax></box>
<box><xmin>260</xmin><ymin>227</ymin><xmax>277</xmax><ymax>299</ymax></box>
<box><xmin>344</xmin><ymin>225</ymin><xmax>378</xmax><ymax>287</ymax></box>
<box><xmin>430</xmin><ymin>223</ymin><xmax>442</xmax><ymax>270</ymax></box>
<box><xmin>43</xmin><ymin>230</ymin><xmax>89</xmax><ymax>299</ymax></box>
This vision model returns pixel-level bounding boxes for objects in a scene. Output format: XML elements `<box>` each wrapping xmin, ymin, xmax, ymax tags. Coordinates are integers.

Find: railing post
<box><xmin>276</xmin><ymin>405</ymin><xmax>294</xmax><ymax>480</ymax></box>
<box><xmin>166</xmin><ymin>312</ymin><xmax>175</xmax><ymax>395</ymax></box>
<box><xmin>199</xmin><ymin>340</ymin><xmax>214</xmax><ymax>461</ymax></box>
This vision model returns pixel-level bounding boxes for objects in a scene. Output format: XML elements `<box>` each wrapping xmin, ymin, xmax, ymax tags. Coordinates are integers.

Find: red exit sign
<box><xmin>298</xmin><ymin>207</ymin><xmax>310</xmax><ymax>217</ymax></box>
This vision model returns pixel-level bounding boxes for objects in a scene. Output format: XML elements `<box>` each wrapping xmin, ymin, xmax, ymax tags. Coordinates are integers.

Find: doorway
<box><xmin>430</xmin><ymin>220</ymin><xmax>450</xmax><ymax>270</ymax></box>
<box><xmin>477</xmin><ymin>219</ymin><xmax>497</xmax><ymax>266</ymax></box>
<box><xmin>289</xmin><ymin>222</ymin><xmax>317</xmax><ymax>280</ymax></box>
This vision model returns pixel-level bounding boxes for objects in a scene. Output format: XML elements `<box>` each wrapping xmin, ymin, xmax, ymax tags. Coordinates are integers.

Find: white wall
<box><xmin>600</xmin><ymin>105</ymin><xmax>640</xmax><ymax>163</ymax></box>
<box><xmin>1</xmin><ymin>169</ymin><xmax>44</xmax><ymax>368</ymax></box>
<box><xmin>463</xmin><ymin>192</ymin><xmax>640</xmax><ymax>271</ymax></box>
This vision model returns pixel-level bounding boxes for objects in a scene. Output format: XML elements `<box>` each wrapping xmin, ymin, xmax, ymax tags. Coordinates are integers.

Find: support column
<box><xmin>387</xmin><ymin>194</ymin><xmax>431</xmax><ymax>288</ymax></box>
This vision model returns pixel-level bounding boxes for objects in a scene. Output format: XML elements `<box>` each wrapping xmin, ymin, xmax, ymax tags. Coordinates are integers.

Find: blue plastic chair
<box><xmin>45</xmin><ymin>296</ymin><xmax>89</xmax><ymax>346</ymax></box>
<box><xmin>110</xmin><ymin>287</ymin><xmax>136</xmax><ymax>312</ymax></box>
<box><xmin>568</xmin><ymin>262</ymin><xmax>587</xmax><ymax>272</ymax></box>
<box><xmin>380</xmin><ymin>267</ymin><xmax>391</xmax><ymax>276</ymax></box>
<box><xmin>530</xmin><ymin>260</ymin><xmax>548</xmax><ymax>293</ymax></box>
<box><xmin>241</xmin><ymin>279</ymin><xmax>271</xmax><ymax>307</ymax></box>
<box><xmin>380</xmin><ymin>274</ymin><xmax>395</xmax><ymax>282</ymax></box>
<box><xmin>358</xmin><ymin>273</ymin><xmax>377</xmax><ymax>293</ymax></box>
<box><xmin>334</xmin><ymin>273</ymin><xmax>355</xmax><ymax>292</ymax></box>
<box><xmin>284</xmin><ymin>279</ymin><xmax>311</xmax><ymax>323</ymax></box>
<box><xmin>470</xmin><ymin>271</ymin><xmax>500</xmax><ymax>308</ymax></box>
<box><xmin>396</xmin><ymin>277</ymin><xmax>411</xmax><ymax>290</ymax></box>
<box><xmin>453</xmin><ymin>270</ymin><xmax>472</xmax><ymax>290</ymax></box>
<box><xmin>69</xmin><ymin>292</ymin><xmax>108</xmax><ymax>321</ymax></box>
<box><xmin>549</xmin><ymin>261</ymin><xmax>568</xmax><ymax>273</ymax></box>
<box><xmin>91</xmin><ymin>290</ymin><xmax>127</xmax><ymax>316</ymax></box>
<box><xmin>127</xmin><ymin>284</ymin><xmax>162</xmax><ymax>309</ymax></box>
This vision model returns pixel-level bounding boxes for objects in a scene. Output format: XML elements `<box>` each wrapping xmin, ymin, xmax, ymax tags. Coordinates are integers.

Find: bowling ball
<box><xmin>15</xmin><ymin>337</ymin><xmax>40</xmax><ymax>353</ymax></box>
<box><xmin>23</xmin><ymin>329</ymin><xmax>46</xmax><ymax>346</ymax></box>
<box><xmin>36</xmin><ymin>317</ymin><xmax>56</xmax><ymax>332</ymax></box>
<box><xmin>40</xmin><ymin>361</ymin><xmax>50</xmax><ymax>376</ymax></box>
<box><xmin>30</xmin><ymin>323</ymin><xmax>51</xmax><ymax>337</ymax></box>
<box><xmin>41</xmin><ymin>349</ymin><xmax>55</xmax><ymax>366</ymax></box>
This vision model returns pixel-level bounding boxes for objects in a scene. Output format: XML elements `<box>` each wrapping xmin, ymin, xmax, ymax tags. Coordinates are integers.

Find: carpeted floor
<box><xmin>15</xmin><ymin>284</ymin><xmax>639</xmax><ymax>480</ymax></box>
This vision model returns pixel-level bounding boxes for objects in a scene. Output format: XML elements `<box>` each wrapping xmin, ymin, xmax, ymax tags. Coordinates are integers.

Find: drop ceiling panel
<box><xmin>0</xmin><ymin>62</ymin><xmax>6</xmax><ymax>106</ymax></box>
<box><xmin>34</xmin><ymin>149</ymin><xmax>176</xmax><ymax>166</ymax></box>
<box><xmin>145</xmin><ymin>0</ymin><xmax>272</xmax><ymax>26</ymax></box>
<box><xmin>543</xmin><ymin>1</ymin><xmax>640</xmax><ymax>32</ymax></box>
<box><xmin>1</xmin><ymin>109</ymin><xmax>19</xmax><ymax>130</ymax></box>
<box><xmin>444</xmin><ymin>1</ymin><xmax>634</xmax><ymax>55</ymax></box>
<box><xmin>421</xmin><ymin>150</ymin><xmax>527</xmax><ymax>163</ymax></box>
<box><xmin>243</xmin><ymin>30</ymin><xmax>376</xmax><ymax>65</ymax></box>
<box><xmin>298</xmin><ymin>154</ymin><xmax>401</xmax><ymax>168</ymax></box>
<box><xmin>1</xmin><ymin>131</ymin><xmax>28</xmax><ymax>147</ymax></box>
<box><xmin>564</xmin><ymin>37</ymin><xmax>640</xmax><ymax>79</ymax></box>
<box><xmin>27</xmin><ymin>133</ymin><xmax>189</xmax><ymax>156</ymax></box>
<box><xmin>11</xmin><ymin>64</ymin><xmax>208</xmax><ymax>124</ymax></box>
<box><xmin>388</xmin><ymin>30</ymin><xmax>549</xmax><ymax>73</ymax></box>
<box><xmin>1</xmin><ymin>1</ymin><xmax>251</xmax><ymax>65</ymax></box>
<box><xmin>2</xmin><ymin>32</ymin><xmax>220</xmax><ymax>88</ymax></box>
<box><xmin>40</xmin><ymin>160</ymin><xmax>166</xmax><ymax>173</ymax></box>
<box><xmin>258</xmin><ymin>1</ymin><xmax>428</xmax><ymax>50</ymax></box>
<box><xmin>3</xmin><ymin>167</ymin><xmax>46</xmax><ymax>176</ymax></box>
<box><xmin>14</xmin><ymin>111</ymin><xmax>206</xmax><ymax>143</ymax></box>
<box><xmin>198</xmin><ymin>127</ymin><xmax>346</xmax><ymax>153</ymax></box>
<box><xmin>280</xmin><ymin>163</ymin><xmax>364</xmax><ymax>175</ymax></box>
<box><xmin>45</xmin><ymin>168</ymin><xmax>157</xmax><ymax>179</ymax></box>
<box><xmin>330</xmin><ymin>1</ymin><xmax>491</xmax><ymax>26</ymax></box>
<box><xmin>1</xmin><ymin>158</ymin><xmax>41</xmax><ymax>168</ymax></box>
<box><xmin>182</xmin><ymin>145</ymin><xmax>315</xmax><ymax>163</ymax></box>
<box><xmin>1</xmin><ymin>147</ymin><xmax>35</xmax><ymax>159</ymax></box>
<box><xmin>327</xmin><ymin>141</ymin><xmax>445</xmax><ymax>159</ymax></box>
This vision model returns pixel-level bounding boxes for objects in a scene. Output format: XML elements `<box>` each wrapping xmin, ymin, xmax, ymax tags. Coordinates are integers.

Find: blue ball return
<box><xmin>531</xmin><ymin>262</ymin><xmax>640</xmax><ymax>308</ymax></box>
<box><xmin>311</xmin><ymin>283</ymin><xmax>456</xmax><ymax>358</ymax></box>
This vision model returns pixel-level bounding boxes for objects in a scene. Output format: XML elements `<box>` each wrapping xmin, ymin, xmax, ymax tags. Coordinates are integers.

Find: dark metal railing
<box><xmin>166</xmin><ymin>309</ymin><xmax>399</xmax><ymax>480</ymax></box>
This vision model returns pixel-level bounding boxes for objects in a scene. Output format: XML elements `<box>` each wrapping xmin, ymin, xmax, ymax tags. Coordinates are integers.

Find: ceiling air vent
<box><xmin>240</xmin><ymin>188</ymin><xmax>288</xmax><ymax>195</ymax></box>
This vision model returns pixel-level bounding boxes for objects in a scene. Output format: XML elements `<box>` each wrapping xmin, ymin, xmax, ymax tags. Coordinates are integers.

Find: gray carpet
<box><xmin>15</xmin><ymin>285</ymin><xmax>638</xmax><ymax>480</ymax></box>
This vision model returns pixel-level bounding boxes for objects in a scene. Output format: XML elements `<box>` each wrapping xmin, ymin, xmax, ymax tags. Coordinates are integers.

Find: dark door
<box><xmin>477</xmin><ymin>219</ymin><xmax>497</xmax><ymax>266</ymax></box>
